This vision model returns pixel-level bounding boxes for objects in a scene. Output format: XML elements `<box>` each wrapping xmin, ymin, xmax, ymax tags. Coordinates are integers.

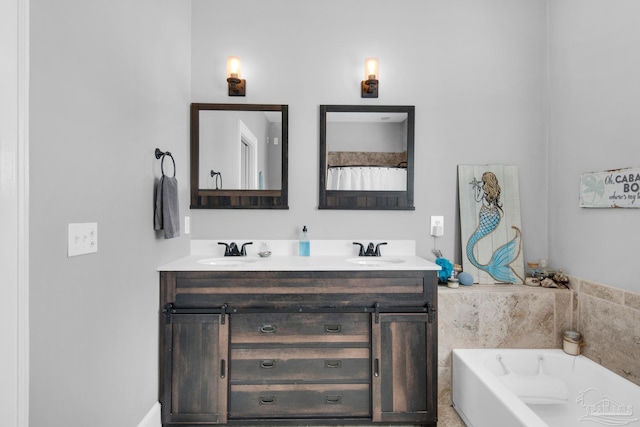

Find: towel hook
<box><xmin>155</xmin><ymin>148</ymin><xmax>176</xmax><ymax>177</ymax></box>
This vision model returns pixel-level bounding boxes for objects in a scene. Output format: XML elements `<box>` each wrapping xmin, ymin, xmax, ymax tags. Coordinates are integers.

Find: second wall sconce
<box><xmin>226</xmin><ymin>56</ymin><xmax>246</xmax><ymax>96</ymax></box>
<box><xmin>361</xmin><ymin>57</ymin><xmax>379</xmax><ymax>98</ymax></box>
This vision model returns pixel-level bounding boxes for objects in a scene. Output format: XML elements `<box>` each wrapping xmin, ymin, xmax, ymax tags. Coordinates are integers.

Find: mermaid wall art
<box><xmin>458</xmin><ymin>165</ymin><xmax>525</xmax><ymax>284</ymax></box>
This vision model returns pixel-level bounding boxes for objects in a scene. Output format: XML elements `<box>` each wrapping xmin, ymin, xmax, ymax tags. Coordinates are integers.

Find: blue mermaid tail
<box><xmin>466</xmin><ymin>205</ymin><xmax>522</xmax><ymax>283</ymax></box>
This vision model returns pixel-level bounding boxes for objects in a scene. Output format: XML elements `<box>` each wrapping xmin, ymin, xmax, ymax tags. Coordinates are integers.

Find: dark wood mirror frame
<box><xmin>319</xmin><ymin>105</ymin><xmax>415</xmax><ymax>210</ymax></box>
<box><xmin>190</xmin><ymin>103</ymin><xmax>288</xmax><ymax>209</ymax></box>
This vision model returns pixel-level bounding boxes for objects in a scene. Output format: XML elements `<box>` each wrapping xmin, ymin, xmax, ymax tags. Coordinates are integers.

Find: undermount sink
<box><xmin>346</xmin><ymin>257</ymin><xmax>406</xmax><ymax>266</ymax></box>
<box><xmin>197</xmin><ymin>257</ymin><xmax>260</xmax><ymax>266</ymax></box>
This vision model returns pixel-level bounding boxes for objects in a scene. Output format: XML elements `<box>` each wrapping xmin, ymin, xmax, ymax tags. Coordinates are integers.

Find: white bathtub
<box><xmin>452</xmin><ymin>349</ymin><xmax>640</xmax><ymax>427</ymax></box>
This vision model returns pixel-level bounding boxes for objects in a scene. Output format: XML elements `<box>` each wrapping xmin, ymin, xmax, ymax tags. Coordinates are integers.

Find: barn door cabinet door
<box><xmin>371</xmin><ymin>313</ymin><xmax>435</xmax><ymax>425</ymax></box>
<box><xmin>161</xmin><ymin>313</ymin><xmax>229</xmax><ymax>425</ymax></box>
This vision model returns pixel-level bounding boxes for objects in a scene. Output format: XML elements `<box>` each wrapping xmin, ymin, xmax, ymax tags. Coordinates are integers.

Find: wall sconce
<box><xmin>226</xmin><ymin>56</ymin><xmax>246</xmax><ymax>96</ymax></box>
<box><xmin>361</xmin><ymin>57</ymin><xmax>379</xmax><ymax>98</ymax></box>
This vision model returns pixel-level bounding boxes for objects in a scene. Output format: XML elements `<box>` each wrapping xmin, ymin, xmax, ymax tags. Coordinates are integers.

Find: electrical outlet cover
<box><xmin>430</xmin><ymin>216</ymin><xmax>444</xmax><ymax>237</ymax></box>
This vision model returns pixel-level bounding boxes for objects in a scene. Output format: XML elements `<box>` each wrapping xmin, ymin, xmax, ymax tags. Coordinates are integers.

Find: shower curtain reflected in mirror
<box><xmin>326</xmin><ymin>166</ymin><xmax>407</xmax><ymax>191</ymax></box>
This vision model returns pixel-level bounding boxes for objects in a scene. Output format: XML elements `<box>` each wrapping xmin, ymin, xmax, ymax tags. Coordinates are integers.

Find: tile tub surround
<box><xmin>438</xmin><ymin>284</ymin><xmax>573</xmax><ymax>367</ymax></box>
<box><xmin>437</xmin><ymin>278</ymin><xmax>640</xmax><ymax>425</ymax></box>
<box><xmin>570</xmin><ymin>277</ymin><xmax>640</xmax><ymax>387</ymax></box>
<box><xmin>437</xmin><ymin>283</ymin><xmax>574</xmax><ymax>425</ymax></box>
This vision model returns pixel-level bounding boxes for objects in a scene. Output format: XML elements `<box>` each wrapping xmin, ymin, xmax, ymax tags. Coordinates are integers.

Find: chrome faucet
<box><xmin>353</xmin><ymin>242</ymin><xmax>387</xmax><ymax>256</ymax></box>
<box><xmin>218</xmin><ymin>241</ymin><xmax>253</xmax><ymax>256</ymax></box>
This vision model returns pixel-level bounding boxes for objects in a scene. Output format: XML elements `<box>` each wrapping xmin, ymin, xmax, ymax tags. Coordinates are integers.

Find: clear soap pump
<box><xmin>299</xmin><ymin>225</ymin><xmax>310</xmax><ymax>256</ymax></box>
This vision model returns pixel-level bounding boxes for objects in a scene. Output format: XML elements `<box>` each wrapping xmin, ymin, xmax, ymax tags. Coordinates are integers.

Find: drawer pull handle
<box><xmin>324</xmin><ymin>324</ymin><xmax>342</xmax><ymax>333</ymax></box>
<box><xmin>220</xmin><ymin>359</ymin><xmax>226</xmax><ymax>379</ymax></box>
<box><xmin>260</xmin><ymin>360</ymin><xmax>277</xmax><ymax>369</ymax></box>
<box><xmin>374</xmin><ymin>358</ymin><xmax>380</xmax><ymax>377</ymax></box>
<box><xmin>324</xmin><ymin>395</ymin><xmax>342</xmax><ymax>405</ymax></box>
<box><xmin>259</xmin><ymin>396</ymin><xmax>277</xmax><ymax>405</ymax></box>
<box><xmin>324</xmin><ymin>360</ymin><xmax>342</xmax><ymax>369</ymax></box>
<box><xmin>259</xmin><ymin>324</ymin><xmax>277</xmax><ymax>334</ymax></box>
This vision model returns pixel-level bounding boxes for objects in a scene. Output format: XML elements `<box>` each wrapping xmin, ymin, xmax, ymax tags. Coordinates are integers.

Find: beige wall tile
<box><xmin>554</xmin><ymin>291</ymin><xmax>574</xmax><ymax>347</ymax></box>
<box><xmin>579</xmin><ymin>294</ymin><xmax>640</xmax><ymax>386</ymax></box>
<box><xmin>438</xmin><ymin>292</ymin><xmax>480</xmax><ymax>367</ymax></box>
<box><xmin>581</xmin><ymin>279</ymin><xmax>625</xmax><ymax>304</ymax></box>
<box><xmin>625</xmin><ymin>290</ymin><xmax>640</xmax><ymax>311</ymax></box>
<box><xmin>567</xmin><ymin>276</ymin><xmax>581</xmax><ymax>293</ymax></box>
<box><xmin>438</xmin><ymin>404</ymin><xmax>466</xmax><ymax>427</ymax></box>
<box><xmin>438</xmin><ymin>367</ymin><xmax>452</xmax><ymax>406</ymax></box>
<box><xmin>478</xmin><ymin>292</ymin><xmax>556</xmax><ymax>348</ymax></box>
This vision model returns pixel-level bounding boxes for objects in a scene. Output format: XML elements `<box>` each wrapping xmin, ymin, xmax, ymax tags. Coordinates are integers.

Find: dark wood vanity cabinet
<box><xmin>159</xmin><ymin>270</ymin><xmax>437</xmax><ymax>426</ymax></box>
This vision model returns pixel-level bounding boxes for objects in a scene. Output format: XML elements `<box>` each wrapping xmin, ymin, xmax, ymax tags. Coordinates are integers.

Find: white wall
<box><xmin>1</xmin><ymin>1</ymin><xmax>29</xmax><ymax>426</ymax></box>
<box><xmin>327</xmin><ymin>121</ymin><xmax>406</xmax><ymax>152</ymax></box>
<box><xmin>29</xmin><ymin>1</ymin><xmax>191</xmax><ymax>426</ymax></box>
<box><xmin>190</xmin><ymin>0</ymin><xmax>548</xmax><ymax>267</ymax></box>
<box><xmin>549</xmin><ymin>0</ymin><xmax>640</xmax><ymax>291</ymax></box>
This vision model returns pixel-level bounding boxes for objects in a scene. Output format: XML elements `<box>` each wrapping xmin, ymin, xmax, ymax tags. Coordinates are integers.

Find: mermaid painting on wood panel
<box><xmin>467</xmin><ymin>171</ymin><xmax>523</xmax><ymax>283</ymax></box>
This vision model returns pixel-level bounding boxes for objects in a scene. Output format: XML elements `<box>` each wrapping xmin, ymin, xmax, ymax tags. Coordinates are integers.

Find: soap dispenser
<box><xmin>299</xmin><ymin>226</ymin><xmax>310</xmax><ymax>256</ymax></box>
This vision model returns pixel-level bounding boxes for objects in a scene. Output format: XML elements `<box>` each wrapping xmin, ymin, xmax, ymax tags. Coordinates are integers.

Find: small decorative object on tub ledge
<box><xmin>563</xmin><ymin>330</ymin><xmax>585</xmax><ymax>355</ymax></box>
<box><xmin>435</xmin><ymin>257</ymin><xmax>453</xmax><ymax>284</ymax></box>
<box><xmin>552</xmin><ymin>270</ymin><xmax>570</xmax><ymax>287</ymax></box>
<box><xmin>457</xmin><ymin>271</ymin><xmax>474</xmax><ymax>286</ymax></box>
<box><xmin>524</xmin><ymin>263</ymin><xmax>570</xmax><ymax>288</ymax></box>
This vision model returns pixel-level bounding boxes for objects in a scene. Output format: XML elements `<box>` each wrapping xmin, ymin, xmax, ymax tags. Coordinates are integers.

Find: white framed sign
<box><xmin>580</xmin><ymin>167</ymin><xmax>640</xmax><ymax>208</ymax></box>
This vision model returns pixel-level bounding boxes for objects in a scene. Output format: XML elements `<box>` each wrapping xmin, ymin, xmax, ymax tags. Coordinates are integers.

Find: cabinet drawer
<box><xmin>229</xmin><ymin>384</ymin><xmax>370</xmax><ymax>418</ymax></box>
<box><xmin>230</xmin><ymin>312</ymin><xmax>369</xmax><ymax>344</ymax></box>
<box><xmin>166</xmin><ymin>270</ymin><xmax>433</xmax><ymax>309</ymax></box>
<box><xmin>230</xmin><ymin>347</ymin><xmax>370</xmax><ymax>382</ymax></box>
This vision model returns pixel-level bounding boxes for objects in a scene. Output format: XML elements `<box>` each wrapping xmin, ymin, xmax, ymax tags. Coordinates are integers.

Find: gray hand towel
<box><xmin>154</xmin><ymin>177</ymin><xmax>163</xmax><ymax>231</ymax></box>
<box><xmin>154</xmin><ymin>175</ymin><xmax>180</xmax><ymax>239</ymax></box>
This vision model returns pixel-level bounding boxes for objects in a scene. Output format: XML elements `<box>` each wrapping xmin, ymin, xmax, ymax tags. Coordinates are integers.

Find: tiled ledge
<box><xmin>570</xmin><ymin>277</ymin><xmax>640</xmax><ymax>310</ymax></box>
<box><xmin>438</xmin><ymin>282</ymin><xmax>572</xmax><ymax>293</ymax></box>
<box><xmin>438</xmin><ymin>282</ymin><xmax>572</xmax><ymax>368</ymax></box>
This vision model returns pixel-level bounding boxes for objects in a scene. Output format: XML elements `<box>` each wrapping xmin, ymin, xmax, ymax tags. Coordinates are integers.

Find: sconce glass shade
<box><xmin>364</xmin><ymin>57</ymin><xmax>379</xmax><ymax>80</ymax></box>
<box><xmin>226</xmin><ymin>56</ymin><xmax>245</xmax><ymax>96</ymax></box>
<box><xmin>362</xmin><ymin>57</ymin><xmax>379</xmax><ymax>98</ymax></box>
<box><xmin>226</xmin><ymin>56</ymin><xmax>242</xmax><ymax>79</ymax></box>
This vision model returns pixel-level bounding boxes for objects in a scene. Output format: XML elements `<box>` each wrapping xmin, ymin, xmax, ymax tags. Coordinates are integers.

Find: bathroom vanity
<box><xmin>158</xmin><ymin>244</ymin><xmax>439</xmax><ymax>426</ymax></box>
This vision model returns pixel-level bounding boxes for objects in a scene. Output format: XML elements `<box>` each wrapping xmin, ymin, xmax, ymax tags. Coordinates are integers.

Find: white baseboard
<box><xmin>137</xmin><ymin>402</ymin><xmax>161</xmax><ymax>427</ymax></box>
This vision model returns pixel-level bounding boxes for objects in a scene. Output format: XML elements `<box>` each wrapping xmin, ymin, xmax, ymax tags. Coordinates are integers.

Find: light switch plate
<box><xmin>68</xmin><ymin>222</ymin><xmax>98</xmax><ymax>257</ymax></box>
<box><xmin>430</xmin><ymin>216</ymin><xmax>444</xmax><ymax>237</ymax></box>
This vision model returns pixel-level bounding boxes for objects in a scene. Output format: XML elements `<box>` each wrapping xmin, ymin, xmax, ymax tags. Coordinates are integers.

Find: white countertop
<box><xmin>158</xmin><ymin>240</ymin><xmax>440</xmax><ymax>272</ymax></box>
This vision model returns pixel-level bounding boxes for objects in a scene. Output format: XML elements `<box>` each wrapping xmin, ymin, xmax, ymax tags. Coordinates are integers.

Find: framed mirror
<box><xmin>319</xmin><ymin>105</ymin><xmax>415</xmax><ymax>210</ymax></box>
<box><xmin>190</xmin><ymin>103</ymin><xmax>288</xmax><ymax>209</ymax></box>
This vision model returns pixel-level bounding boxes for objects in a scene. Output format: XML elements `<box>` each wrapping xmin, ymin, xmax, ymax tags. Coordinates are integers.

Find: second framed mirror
<box><xmin>319</xmin><ymin>105</ymin><xmax>415</xmax><ymax>210</ymax></box>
